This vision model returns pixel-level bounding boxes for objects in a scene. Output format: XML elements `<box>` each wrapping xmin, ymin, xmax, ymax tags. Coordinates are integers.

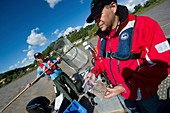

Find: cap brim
<box><xmin>86</xmin><ymin>14</ymin><xmax>93</xmax><ymax>23</ymax></box>
<box><xmin>86</xmin><ymin>6</ymin><xmax>103</xmax><ymax>23</ymax></box>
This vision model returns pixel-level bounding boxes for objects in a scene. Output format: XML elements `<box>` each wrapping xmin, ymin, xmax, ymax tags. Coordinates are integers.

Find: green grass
<box><xmin>135</xmin><ymin>0</ymin><xmax>165</xmax><ymax>15</ymax></box>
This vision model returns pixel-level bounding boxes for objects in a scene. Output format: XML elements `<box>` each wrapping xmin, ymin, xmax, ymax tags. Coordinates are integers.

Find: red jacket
<box><xmin>91</xmin><ymin>14</ymin><xmax>170</xmax><ymax>100</ymax></box>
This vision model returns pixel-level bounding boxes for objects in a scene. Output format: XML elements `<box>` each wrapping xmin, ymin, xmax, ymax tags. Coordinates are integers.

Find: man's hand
<box><xmin>104</xmin><ymin>84</ymin><xmax>126</xmax><ymax>98</ymax></box>
<box><xmin>85</xmin><ymin>72</ymin><xmax>96</xmax><ymax>86</ymax></box>
<box><xmin>56</xmin><ymin>57</ymin><xmax>62</xmax><ymax>62</ymax></box>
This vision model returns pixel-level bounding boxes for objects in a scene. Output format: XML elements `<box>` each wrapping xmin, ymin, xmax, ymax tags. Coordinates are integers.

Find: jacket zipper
<box><xmin>109</xmin><ymin>36</ymin><xmax>118</xmax><ymax>85</ymax></box>
<box><xmin>117</xmin><ymin>60</ymin><xmax>120</xmax><ymax>73</ymax></box>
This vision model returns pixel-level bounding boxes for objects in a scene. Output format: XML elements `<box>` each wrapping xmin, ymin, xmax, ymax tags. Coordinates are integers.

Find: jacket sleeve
<box><xmin>91</xmin><ymin>38</ymin><xmax>106</xmax><ymax>76</ymax></box>
<box><xmin>142</xmin><ymin>16</ymin><xmax>170</xmax><ymax>73</ymax></box>
<box><xmin>91</xmin><ymin>58</ymin><xmax>105</xmax><ymax>76</ymax></box>
<box><xmin>37</xmin><ymin>67</ymin><xmax>45</xmax><ymax>78</ymax></box>
<box><xmin>51</xmin><ymin>58</ymin><xmax>61</xmax><ymax>64</ymax></box>
<box><xmin>120</xmin><ymin>17</ymin><xmax>170</xmax><ymax>100</ymax></box>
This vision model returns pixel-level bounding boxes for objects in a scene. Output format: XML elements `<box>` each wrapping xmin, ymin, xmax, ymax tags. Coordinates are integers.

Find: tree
<box><xmin>134</xmin><ymin>4</ymin><xmax>142</xmax><ymax>13</ymax></box>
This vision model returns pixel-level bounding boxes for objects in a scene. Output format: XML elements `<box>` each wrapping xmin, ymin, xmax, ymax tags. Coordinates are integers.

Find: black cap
<box><xmin>34</xmin><ymin>52</ymin><xmax>42</xmax><ymax>59</ymax></box>
<box><xmin>86</xmin><ymin>0</ymin><xmax>117</xmax><ymax>23</ymax></box>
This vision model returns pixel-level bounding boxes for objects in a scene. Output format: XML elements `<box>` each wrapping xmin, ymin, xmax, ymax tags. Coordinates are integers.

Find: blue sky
<box><xmin>0</xmin><ymin>0</ymin><xmax>148</xmax><ymax>73</ymax></box>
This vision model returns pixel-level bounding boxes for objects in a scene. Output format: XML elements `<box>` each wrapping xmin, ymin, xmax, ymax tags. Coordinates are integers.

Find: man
<box><xmin>28</xmin><ymin>52</ymin><xmax>80</xmax><ymax>102</ymax></box>
<box><xmin>85</xmin><ymin>0</ymin><xmax>170</xmax><ymax>112</ymax></box>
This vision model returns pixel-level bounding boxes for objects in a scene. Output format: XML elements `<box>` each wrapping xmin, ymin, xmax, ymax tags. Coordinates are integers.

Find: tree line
<box><xmin>133</xmin><ymin>0</ymin><xmax>163</xmax><ymax>14</ymax></box>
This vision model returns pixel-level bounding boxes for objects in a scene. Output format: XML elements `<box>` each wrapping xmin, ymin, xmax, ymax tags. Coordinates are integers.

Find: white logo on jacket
<box><xmin>121</xmin><ymin>32</ymin><xmax>129</xmax><ymax>40</ymax></box>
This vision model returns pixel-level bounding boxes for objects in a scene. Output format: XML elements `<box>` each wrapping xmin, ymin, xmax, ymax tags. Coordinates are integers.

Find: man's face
<box><xmin>35</xmin><ymin>55</ymin><xmax>44</xmax><ymax>62</ymax></box>
<box><xmin>94</xmin><ymin>3</ymin><xmax>117</xmax><ymax>31</ymax></box>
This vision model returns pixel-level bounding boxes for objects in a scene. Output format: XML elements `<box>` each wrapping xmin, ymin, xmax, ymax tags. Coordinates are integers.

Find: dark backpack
<box><xmin>26</xmin><ymin>96</ymin><xmax>50</xmax><ymax>113</ymax></box>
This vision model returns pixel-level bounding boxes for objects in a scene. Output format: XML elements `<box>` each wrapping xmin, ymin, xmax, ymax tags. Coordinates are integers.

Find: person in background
<box><xmin>85</xmin><ymin>0</ymin><xmax>170</xmax><ymax>112</ymax></box>
<box><xmin>27</xmin><ymin>52</ymin><xmax>81</xmax><ymax>102</ymax></box>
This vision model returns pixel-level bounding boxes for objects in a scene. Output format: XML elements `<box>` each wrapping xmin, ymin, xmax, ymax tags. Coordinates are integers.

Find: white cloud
<box><xmin>58</xmin><ymin>32</ymin><xmax>63</xmax><ymax>38</ymax></box>
<box><xmin>52</xmin><ymin>29</ymin><xmax>59</xmax><ymax>35</ymax></box>
<box><xmin>120</xmin><ymin>0</ymin><xmax>149</xmax><ymax>12</ymax></box>
<box><xmin>28</xmin><ymin>45</ymin><xmax>34</xmax><ymax>50</ymax></box>
<box><xmin>75</xmin><ymin>26</ymin><xmax>82</xmax><ymax>30</ymax></box>
<box><xmin>22</xmin><ymin>49</ymin><xmax>28</xmax><ymax>52</ymax></box>
<box><xmin>12</xmin><ymin>61</ymin><xmax>20</xmax><ymax>67</ymax></box>
<box><xmin>9</xmin><ymin>65</ymin><xmax>14</xmax><ymax>69</ymax></box>
<box><xmin>56</xmin><ymin>26</ymin><xmax>82</xmax><ymax>38</ymax></box>
<box><xmin>83</xmin><ymin>23</ymin><xmax>92</xmax><ymax>28</ymax></box>
<box><xmin>18</xmin><ymin>28</ymin><xmax>44</xmax><ymax>71</ymax></box>
<box><xmin>22</xmin><ymin>45</ymin><xmax>35</xmax><ymax>52</ymax></box>
<box><xmin>27</xmin><ymin>49</ymin><xmax>35</xmax><ymax>60</ymax></box>
<box><xmin>21</xmin><ymin>58</ymin><xmax>27</xmax><ymax>64</ymax></box>
<box><xmin>9</xmin><ymin>61</ymin><xmax>20</xmax><ymax>70</ymax></box>
<box><xmin>8</xmin><ymin>57</ymin><xmax>33</xmax><ymax>71</ymax></box>
<box><xmin>64</xmin><ymin>26</ymin><xmax>81</xmax><ymax>36</ymax></box>
<box><xmin>27</xmin><ymin>27</ymin><xmax>47</xmax><ymax>46</ymax></box>
<box><xmin>20</xmin><ymin>58</ymin><xmax>33</xmax><ymax>68</ymax></box>
<box><xmin>45</xmin><ymin>0</ymin><xmax>62</xmax><ymax>8</ymax></box>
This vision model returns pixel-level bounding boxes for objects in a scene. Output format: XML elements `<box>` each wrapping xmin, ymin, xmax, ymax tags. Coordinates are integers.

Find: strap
<box><xmin>105</xmin><ymin>52</ymin><xmax>141</xmax><ymax>60</ymax></box>
<box><xmin>47</xmin><ymin>60</ymin><xmax>57</xmax><ymax>70</ymax></box>
<box><xmin>39</xmin><ymin>63</ymin><xmax>44</xmax><ymax>69</ymax></box>
<box><xmin>39</xmin><ymin>62</ymin><xmax>52</xmax><ymax>75</ymax></box>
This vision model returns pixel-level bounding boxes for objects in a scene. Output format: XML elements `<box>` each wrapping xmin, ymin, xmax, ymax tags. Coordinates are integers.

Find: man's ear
<box><xmin>110</xmin><ymin>2</ymin><xmax>117</xmax><ymax>14</ymax></box>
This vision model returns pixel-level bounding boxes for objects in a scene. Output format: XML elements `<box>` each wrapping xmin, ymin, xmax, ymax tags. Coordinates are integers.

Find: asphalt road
<box><xmin>140</xmin><ymin>0</ymin><xmax>170</xmax><ymax>37</ymax></box>
<box><xmin>0</xmin><ymin>0</ymin><xmax>170</xmax><ymax>113</ymax></box>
